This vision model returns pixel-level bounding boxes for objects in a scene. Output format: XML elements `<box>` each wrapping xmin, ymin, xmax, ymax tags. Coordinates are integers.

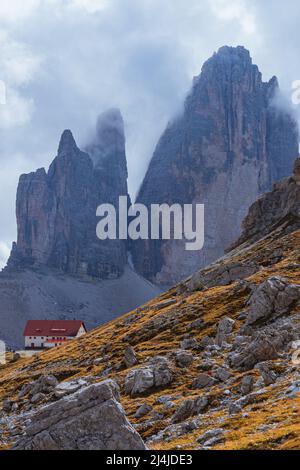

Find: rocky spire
<box><xmin>132</xmin><ymin>46</ymin><xmax>299</xmax><ymax>286</ymax></box>
<box><xmin>86</xmin><ymin>108</ymin><xmax>128</xmax><ymax>198</ymax></box>
<box><xmin>7</xmin><ymin>112</ymin><xmax>130</xmax><ymax>279</ymax></box>
<box><xmin>57</xmin><ymin>129</ymin><xmax>78</xmax><ymax>156</ymax></box>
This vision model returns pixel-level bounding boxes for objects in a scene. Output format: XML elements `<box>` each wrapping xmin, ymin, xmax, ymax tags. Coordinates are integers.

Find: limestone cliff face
<box><xmin>8</xmin><ymin>109</ymin><xmax>129</xmax><ymax>279</ymax></box>
<box><xmin>132</xmin><ymin>46</ymin><xmax>299</xmax><ymax>286</ymax></box>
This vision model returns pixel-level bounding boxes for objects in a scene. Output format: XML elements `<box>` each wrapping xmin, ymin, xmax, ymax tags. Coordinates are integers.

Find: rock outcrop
<box><xmin>8</xmin><ymin>109</ymin><xmax>129</xmax><ymax>280</ymax></box>
<box><xmin>14</xmin><ymin>380</ymin><xmax>146</xmax><ymax>450</ymax></box>
<box><xmin>245</xmin><ymin>276</ymin><xmax>300</xmax><ymax>326</ymax></box>
<box><xmin>125</xmin><ymin>356</ymin><xmax>173</xmax><ymax>396</ymax></box>
<box><xmin>228</xmin><ymin>326</ymin><xmax>295</xmax><ymax>371</ymax></box>
<box><xmin>231</xmin><ymin>157</ymin><xmax>300</xmax><ymax>248</ymax></box>
<box><xmin>171</xmin><ymin>396</ymin><xmax>209</xmax><ymax>423</ymax></box>
<box><xmin>132</xmin><ymin>46</ymin><xmax>299</xmax><ymax>286</ymax></box>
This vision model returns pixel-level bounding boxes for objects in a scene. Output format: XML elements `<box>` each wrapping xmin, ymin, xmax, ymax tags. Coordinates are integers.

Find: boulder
<box><xmin>125</xmin><ymin>357</ymin><xmax>172</xmax><ymax>396</ymax></box>
<box><xmin>192</xmin><ymin>374</ymin><xmax>218</xmax><ymax>389</ymax></box>
<box><xmin>175</xmin><ymin>350</ymin><xmax>194</xmax><ymax>368</ymax></box>
<box><xmin>240</xmin><ymin>375</ymin><xmax>254</xmax><ymax>395</ymax></box>
<box><xmin>286</xmin><ymin>380</ymin><xmax>300</xmax><ymax>397</ymax></box>
<box><xmin>125</xmin><ymin>367</ymin><xmax>154</xmax><ymax>396</ymax></box>
<box><xmin>215</xmin><ymin>367</ymin><xmax>233</xmax><ymax>383</ymax></box>
<box><xmin>255</xmin><ymin>362</ymin><xmax>277</xmax><ymax>386</ymax></box>
<box><xmin>197</xmin><ymin>360</ymin><xmax>215</xmax><ymax>371</ymax></box>
<box><xmin>216</xmin><ymin>317</ymin><xmax>235</xmax><ymax>346</ymax></box>
<box><xmin>11</xmin><ymin>352</ymin><xmax>21</xmax><ymax>362</ymax></box>
<box><xmin>228</xmin><ymin>393</ymin><xmax>258</xmax><ymax>415</ymax></box>
<box><xmin>135</xmin><ymin>403</ymin><xmax>153</xmax><ymax>419</ymax></box>
<box><xmin>228</xmin><ymin>402</ymin><xmax>243</xmax><ymax>415</ymax></box>
<box><xmin>229</xmin><ymin>324</ymin><xmax>295</xmax><ymax>371</ymax></box>
<box><xmin>245</xmin><ymin>277</ymin><xmax>300</xmax><ymax>326</ymax></box>
<box><xmin>197</xmin><ymin>428</ymin><xmax>225</xmax><ymax>446</ymax></box>
<box><xmin>149</xmin><ymin>356</ymin><xmax>173</xmax><ymax>388</ymax></box>
<box><xmin>180</xmin><ymin>337</ymin><xmax>199</xmax><ymax>350</ymax></box>
<box><xmin>2</xmin><ymin>399</ymin><xmax>13</xmax><ymax>413</ymax></box>
<box><xmin>54</xmin><ymin>378</ymin><xmax>88</xmax><ymax>398</ymax></box>
<box><xmin>199</xmin><ymin>336</ymin><xmax>215</xmax><ymax>350</ymax></box>
<box><xmin>124</xmin><ymin>346</ymin><xmax>138</xmax><ymax>368</ymax></box>
<box><xmin>14</xmin><ymin>379</ymin><xmax>146</xmax><ymax>450</ymax></box>
<box><xmin>18</xmin><ymin>375</ymin><xmax>58</xmax><ymax>399</ymax></box>
<box><xmin>172</xmin><ymin>396</ymin><xmax>209</xmax><ymax>423</ymax></box>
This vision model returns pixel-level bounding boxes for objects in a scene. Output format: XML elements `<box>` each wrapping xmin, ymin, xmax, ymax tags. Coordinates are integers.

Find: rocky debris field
<box><xmin>0</xmin><ymin>163</ymin><xmax>300</xmax><ymax>450</ymax></box>
<box><xmin>0</xmin><ymin>230</ymin><xmax>299</xmax><ymax>449</ymax></box>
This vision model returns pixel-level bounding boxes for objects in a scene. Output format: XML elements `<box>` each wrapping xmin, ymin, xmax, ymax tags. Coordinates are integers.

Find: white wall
<box><xmin>25</xmin><ymin>327</ymin><xmax>87</xmax><ymax>348</ymax></box>
<box><xmin>25</xmin><ymin>336</ymin><xmax>66</xmax><ymax>349</ymax></box>
<box><xmin>25</xmin><ymin>336</ymin><xmax>45</xmax><ymax>349</ymax></box>
<box><xmin>76</xmin><ymin>325</ymin><xmax>86</xmax><ymax>337</ymax></box>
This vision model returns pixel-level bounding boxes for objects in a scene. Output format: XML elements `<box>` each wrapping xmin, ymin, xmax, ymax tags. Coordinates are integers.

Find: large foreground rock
<box><xmin>14</xmin><ymin>379</ymin><xmax>146</xmax><ymax>450</ymax></box>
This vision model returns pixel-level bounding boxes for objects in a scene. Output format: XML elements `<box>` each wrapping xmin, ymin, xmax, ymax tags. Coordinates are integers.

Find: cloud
<box><xmin>0</xmin><ymin>89</ymin><xmax>34</xmax><ymax>129</ymax></box>
<box><xmin>0</xmin><ymin>0</ymin><xmax>299</xmax><ymax>270</ymax></box>
<box><xmin>209</xmin><ymin>0</ymin><xmax>257</xmax><ymax>34</ymax></box>
<box><xmin>0</xmin><ymin>30</ymin><xmax>41</xmax><ymax>129</ymax></box>
<box><xmin>70</xmin><ymin>0</ymin><xmax>108</xmax><ymax>13</ymax></box>
<box><xmin>0</xmin><ymin>242</ymin><xmax>10</xmax><ymax>270</ymax></box>
<box><xmin>0</xmin><ymin>0</ymin><xmax>40</xmax><ymax>22</ymax></box>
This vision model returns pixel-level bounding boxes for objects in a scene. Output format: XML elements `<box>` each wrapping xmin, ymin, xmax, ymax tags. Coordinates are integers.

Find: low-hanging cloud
<box><xmin>0</xmin><ymin>0</ymin><xmax>299</xmax><ymax>269</ymax></box>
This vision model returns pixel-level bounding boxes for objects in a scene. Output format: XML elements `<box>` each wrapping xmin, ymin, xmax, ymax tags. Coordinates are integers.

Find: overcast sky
<box><xmin>0</xmin><ymin>0</ymin><xmax>299</xmax><ymax>268</ymax></box>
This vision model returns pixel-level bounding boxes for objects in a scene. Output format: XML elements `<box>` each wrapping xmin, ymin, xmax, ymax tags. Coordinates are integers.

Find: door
<box><xmin>31</xmin><ymin>343</ymin><xmax>34</xmax><ymax>349</ymax></box>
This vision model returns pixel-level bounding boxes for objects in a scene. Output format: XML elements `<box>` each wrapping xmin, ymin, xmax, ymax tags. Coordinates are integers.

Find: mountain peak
<box><xmin>217</xmin><ymin>45</ymin><xmax>251</xmax><ymax>59</ymax></box>
<box><xmin>95</xmin><ymin>108</ymin><xmax>125</xmax><ymax>144</ymax></box>
<box><xmin>199</xmin><ymin>45</ymin><xmax>257</xmax><ymax>79</ymax></box>
<box><xmin>58</xmin><ymin>129</ymin><xmax>78</xmax><ymax>156</ymax></box>
<box><xmin>86</xmin><ymin>108</ymin><xmax>127</xmax><ymax>180</ymax></box>
<box><xmin>7</xmin><ymin>114</ymin><xmax>130</xmax><ymax>279</ymax></box>
<box><xmin>133</xmin><ymin>46</ymin><xmax>299</xmax><ymax>286</ymax></box>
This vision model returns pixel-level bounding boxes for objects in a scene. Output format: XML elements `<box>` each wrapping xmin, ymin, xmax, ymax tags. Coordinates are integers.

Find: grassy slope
<box><xmin>0</xmin><ymin>228</ymin><xmax>299</xmax><ymax>450</ymax></box>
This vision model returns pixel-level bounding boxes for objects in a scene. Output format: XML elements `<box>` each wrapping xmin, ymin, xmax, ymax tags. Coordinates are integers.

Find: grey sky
<box><xmin>0</xmin><ymin>0</ymin><xmax>299</xmax><ymax>268</ymax></box>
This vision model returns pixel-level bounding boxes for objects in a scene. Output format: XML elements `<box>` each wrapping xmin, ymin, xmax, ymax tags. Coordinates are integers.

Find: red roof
<box><xmin>23</xmin><ymin>320</ymin><xmax>86</xmax><ymax>337</ymax></box>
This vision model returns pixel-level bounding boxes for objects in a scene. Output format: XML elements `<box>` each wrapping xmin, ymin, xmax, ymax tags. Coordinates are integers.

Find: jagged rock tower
<box><xmin>132</xmin><ymin>46</ymin><xmax>299</xmax><ymax>286</ymax></box>
<box><xmin>8</xmin><ymin>109</ymin><xmax>129</xmax><ymax>279</ymax></box>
